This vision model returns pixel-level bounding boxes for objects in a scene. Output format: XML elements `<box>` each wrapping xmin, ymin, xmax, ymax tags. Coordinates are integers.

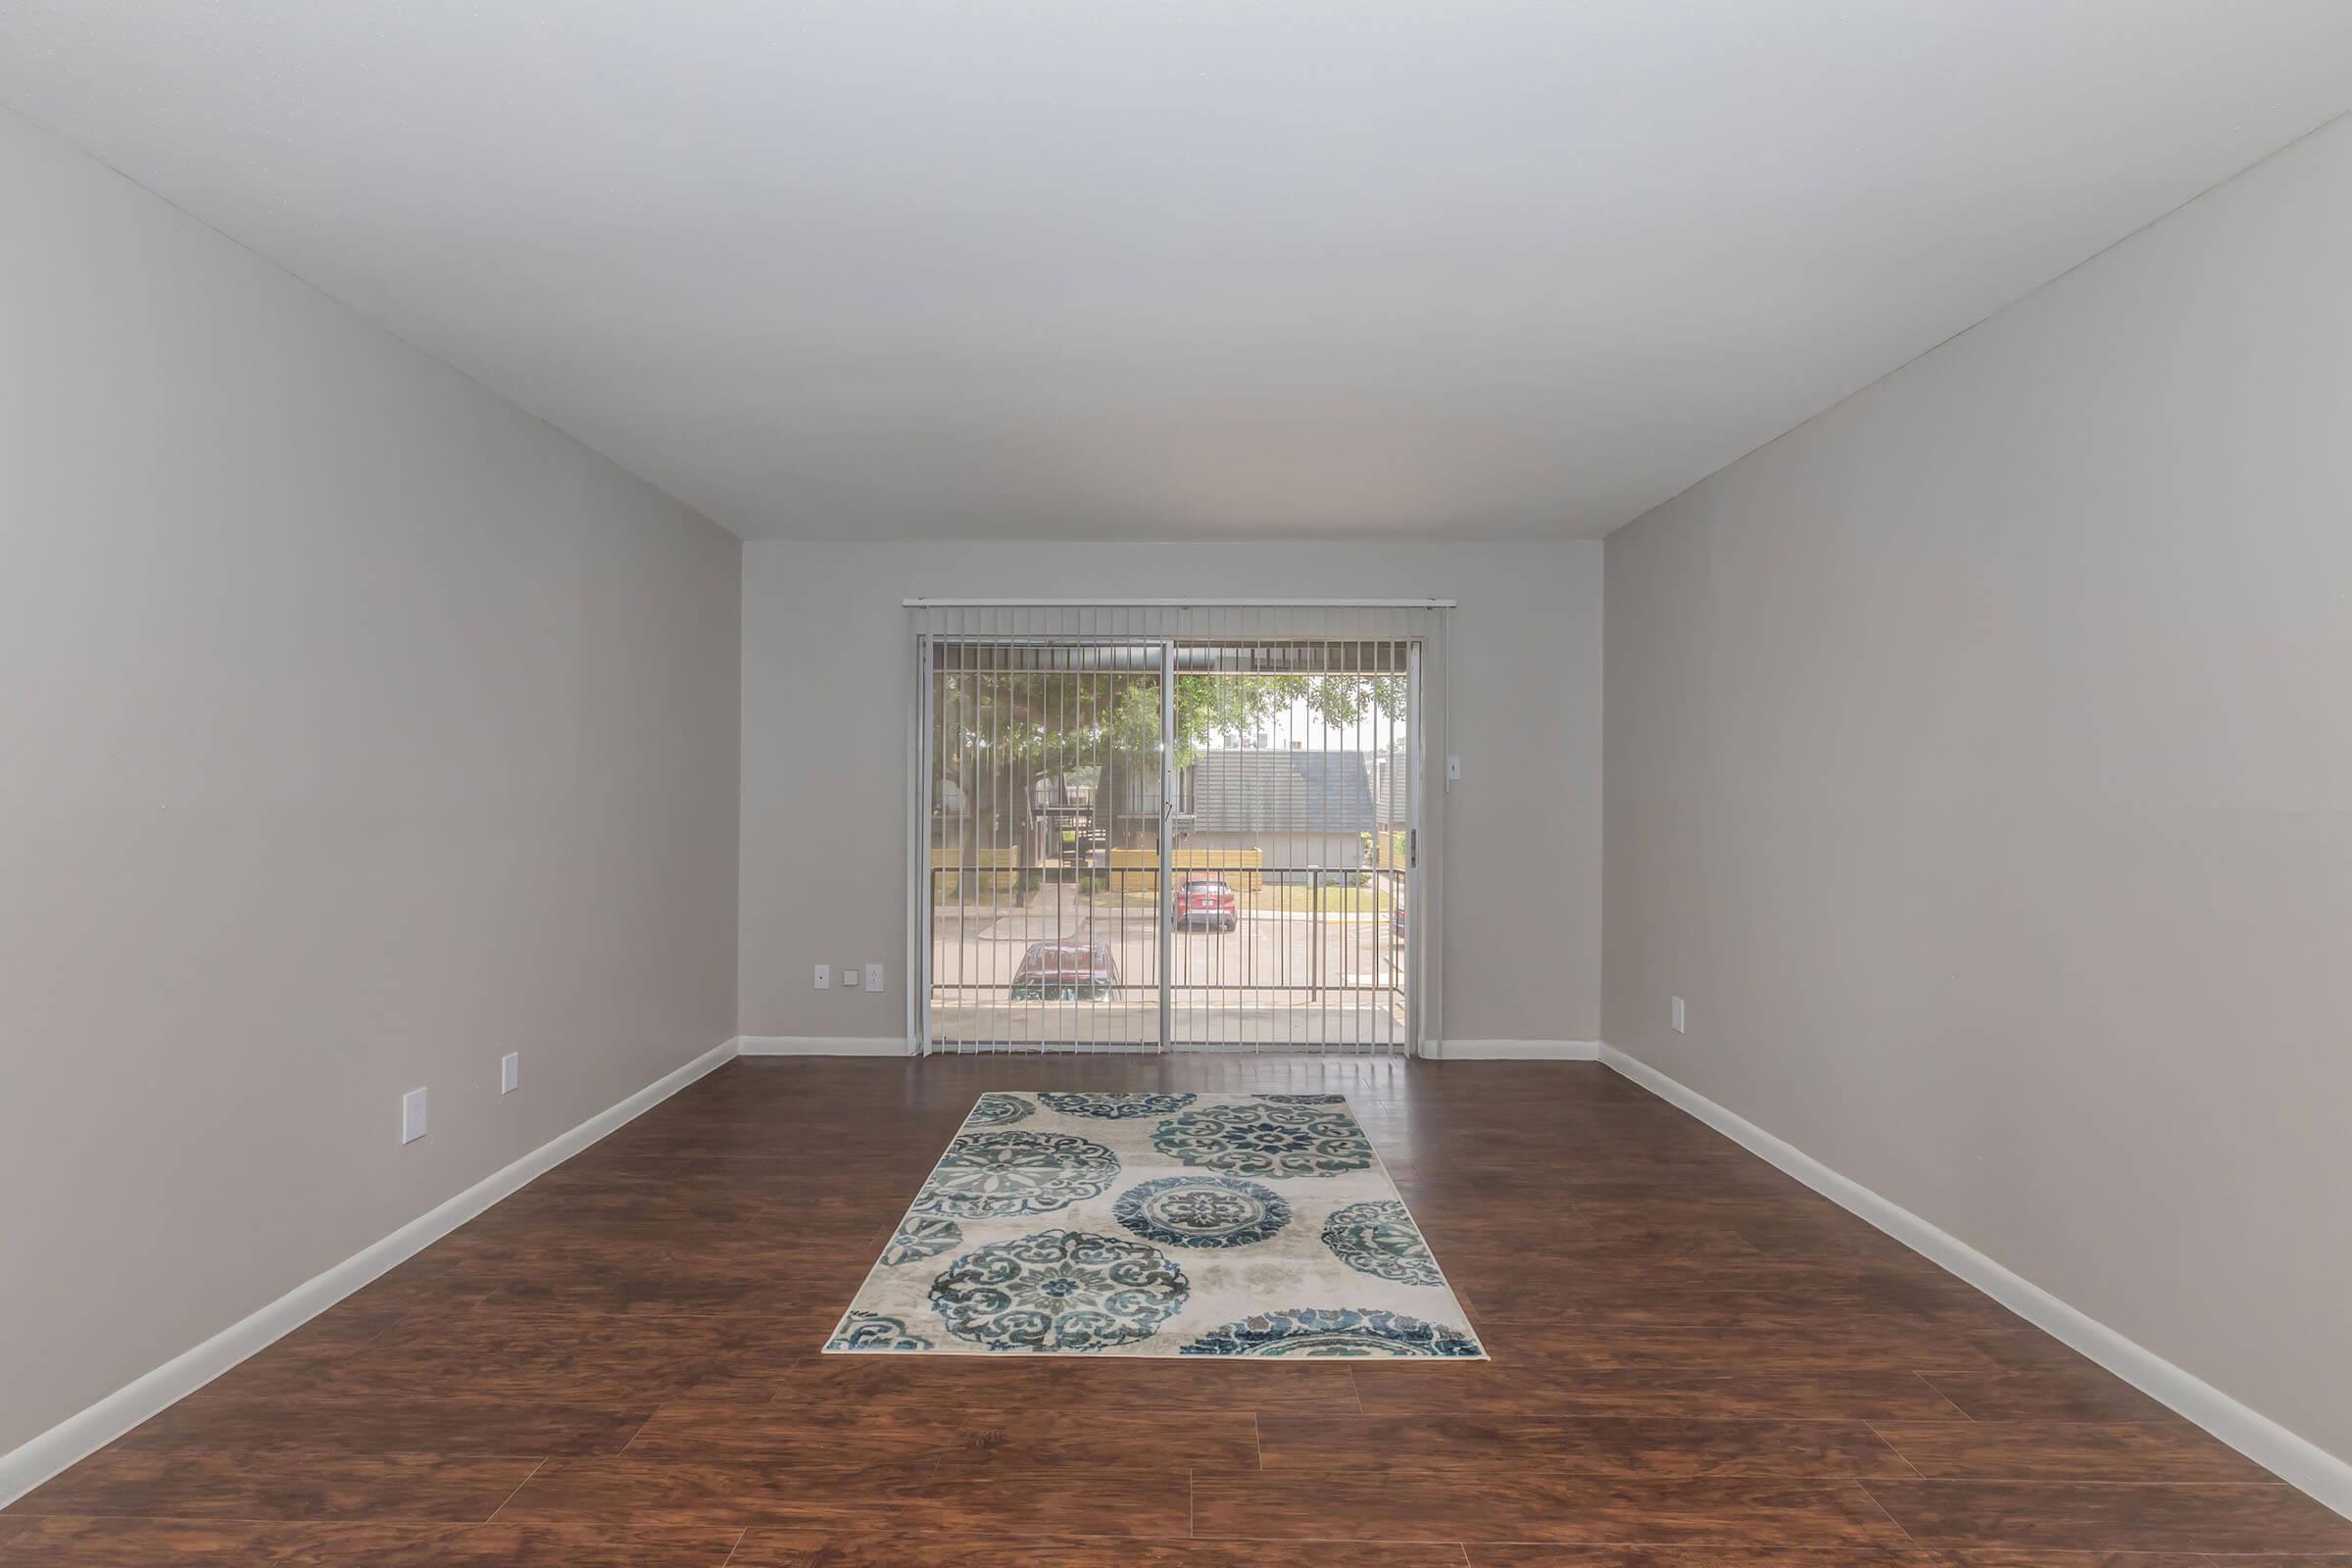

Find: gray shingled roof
<box><xmin>1372</xmin><ymin>739</ymin><xmax>1410</xmax><ymax>825</ymax></box>
<box><xmin>1188</xmin><ymin>750</ymin><xmax>1378</xmax><ymax>834</ymax></box>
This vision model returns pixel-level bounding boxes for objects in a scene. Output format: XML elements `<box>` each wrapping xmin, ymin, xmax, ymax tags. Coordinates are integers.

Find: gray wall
<box><xmin>741</xmin><ymin>540</ymin><xmax>1601</xmax><ymax>1047</ymax></box>
<box><xmin>1603</xmin><ymin>117</ymin><xmax>2352</xmax><ymax>1460</ymax></box>
<box><xmin>0</xmin><ymin>107</ymin><xmax>741</xmax><ymax>1455</ymax></box>
<box><xmin>1181</xmin><ymin>833</ymin><xmax>1369</xmax><ymax>877</ymax></box>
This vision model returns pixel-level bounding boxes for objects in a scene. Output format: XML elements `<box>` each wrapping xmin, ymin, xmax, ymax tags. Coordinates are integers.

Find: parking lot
<box><xmin>927</xmin><ymin>881</ymin><xmax>1408</xmax><ymax>1050</ymax></box>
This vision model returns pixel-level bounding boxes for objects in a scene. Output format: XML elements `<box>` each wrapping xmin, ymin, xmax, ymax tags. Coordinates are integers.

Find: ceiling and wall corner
<box><xmin>737</xmin><ymin>539</ymin><xmax>1604</xmax><ymax>1051</ymax></box>
<box><xmin>8</xmin><ymin>0</ymin><xmax>2352</xmax><ymax>1523</ymax></box>
<box><xmin>0</xmin><ymin>100</ymin><xmax>741</xmax><ymax>1466</ymax></box>
<box><xmin>1</xmin><ymin>1</ymin><xmax>2347</xmax><ymax>546</ymax></box>
<box><xmin>1600</xmin><ymin>107</ymin><xmax>2352</xmax><ymax>1486</ymax></box>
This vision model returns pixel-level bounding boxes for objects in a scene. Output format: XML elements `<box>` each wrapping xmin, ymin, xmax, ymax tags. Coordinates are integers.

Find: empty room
<box><xmin>4</xmin><ymin>2</ymin><xmax>2350</xmax><ymax>1562</ymax></box>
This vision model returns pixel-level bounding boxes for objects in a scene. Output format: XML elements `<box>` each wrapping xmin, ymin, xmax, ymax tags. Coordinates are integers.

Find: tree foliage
<box><xmin>936</xmin><ymin>671</ymin><xmax>1406</xmax><ymax>853</ymax></box>
<box><xmin>940</xmin><ymin>672</ymin><xmax>1403</xmax><ymax>771</ymax></box>
<box><xmin>1114</xmin><ymin>673</ymin><xmax>1404</xmax><ymax>769</ymax></box>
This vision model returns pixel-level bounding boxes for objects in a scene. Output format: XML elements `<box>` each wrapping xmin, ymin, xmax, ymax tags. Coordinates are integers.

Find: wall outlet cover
<box><xmin>501</xmin><ymin>1052</ymin><xmax>519</xmax><ymax>1095</ymax></box>
<box><xmin>1671</xmin><ymin>996</ymin><xmax>1688</xmax><ymax>1034</ymax></box>
<box><xmin>400</xmin><ymin>1087</ymin><xmax>428</xmax><ymax>1144</ymax></box>
<box><xmin>813</xmin><ymin>963</ymin><xmax>830</xmax><ymax>990</ymax></box>
<box><xmin>864</xmin><ymin>962</ymin><xmax>885</xmax><ymax>992</ymax></box>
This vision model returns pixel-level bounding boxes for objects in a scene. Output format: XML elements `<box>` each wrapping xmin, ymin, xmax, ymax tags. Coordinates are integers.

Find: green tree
<box><xmin>934</xmin><ymin>671</ymin><xmax>1404</xmax><ymax>871</ymax></box>
<box><xmin>1110</xmin><ymin>673</ymin><xmax>1403</xmax><ymax>771</ymax></box>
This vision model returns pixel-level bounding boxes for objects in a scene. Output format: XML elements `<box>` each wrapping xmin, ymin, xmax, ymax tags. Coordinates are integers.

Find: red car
<box><xmin>1175</xmin><ymin>878</ymin><xmax>1238</xmax><ymax>932</ymax></box>
<box><xmin>1009</xmin><ymin>941</ymin><xmax>1120</xmax><ymax>1001</ymax></box>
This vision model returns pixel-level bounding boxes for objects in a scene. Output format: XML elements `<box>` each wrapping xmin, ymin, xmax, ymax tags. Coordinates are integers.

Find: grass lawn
<box><xmin>1240</xmin><ymin>882</ymin><xmax>1395</xmax><ymax>913</ymax></box>
<box><xmin>1059</xmin><ymin>880</ymin><xmax>1396</xmax><ymax>913</ymax></box>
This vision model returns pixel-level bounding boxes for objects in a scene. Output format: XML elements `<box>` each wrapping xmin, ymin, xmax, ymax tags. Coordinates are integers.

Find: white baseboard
<box><xmin>0</xmin><ymin>1037</ymin><xmax>740</xmax><ymax>1510</ymax></box>
<box><xmin>1426</xmin><ymin>1039</ymin><xmax>1601</xmax><ymax>1060</ymax></box>
<box><xmin>736</xmin><ymin>1036</ymin><xmax>913</xmax><ymax>1056</ymax></box>
<box><xmin>1597</xmin><ymin>1042</ymin><xmax>2352</xmax><ymax>1523</ymax></box>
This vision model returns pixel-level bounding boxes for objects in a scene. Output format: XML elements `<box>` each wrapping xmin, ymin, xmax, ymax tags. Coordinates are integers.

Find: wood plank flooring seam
<box><xmin>1862</xmin><ymin>1419</ymin><xmax>1932</xmax><ymax>1481</ymax></box>
<box><xmin>13</xmin><ymin>1059</ymin><xmax>2338</xmax><ymax>1556</ymax></box>
<box><xmin>0</xmin><ymin>1509</ymin><xmax>554</xmax><ymax>1525</ymax></box>
<box><xmin>616</xmin><ymin>1411</ymin><xmax>662</xmax><ymax>1453</ymax></box>
<box><xmin>1903</xmin><ymin>1369</ymin><xmax>1974</xmax><ymax>1421</ymax></box>
<box><xmin>482</xmin><ymin>1458</ymin><xmax>550</xmax><ymax>1527</ymax></box>
<box><xmin>1863</xmin><ymin>1478</ymin><xmax>2301</xmax><ymax>1489</ymax></box>
<box><xmin>1850</xmin><ymin>1472</ymin><xmax>1922</xmax><ymax>1546</ymax></box>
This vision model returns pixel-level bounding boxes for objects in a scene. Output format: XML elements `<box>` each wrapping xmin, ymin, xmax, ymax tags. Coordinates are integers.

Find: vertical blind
<box><xmin>907</xmin><ymin>601</ymin><xmax>1450</xmax><ymax>1057</ymax></box>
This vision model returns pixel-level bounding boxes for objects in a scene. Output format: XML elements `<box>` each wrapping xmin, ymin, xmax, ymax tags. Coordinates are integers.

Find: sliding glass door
<box><xmin>919</xmin><ymin>636</ymin><xmax>1418</xmax><ymax>1055</ymax></box>
<box><xmin>922</xmin><ymin>638</ymin><xmax>1169</xmax><ymax>1052</ymax></box>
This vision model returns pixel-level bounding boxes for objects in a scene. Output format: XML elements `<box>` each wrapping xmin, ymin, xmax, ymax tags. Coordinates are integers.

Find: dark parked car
<box><xmin>1175</xmin><ymin>878</ymin><xmax>1238</xmax><ymax>932</ymax></box>
<box><xmin>1009</xmin><ymin>940</ymin><xmax>1120</xmax><ymax>1001</ymax></box>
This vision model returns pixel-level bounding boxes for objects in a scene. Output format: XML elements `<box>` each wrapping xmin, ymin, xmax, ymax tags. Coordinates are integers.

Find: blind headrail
<box><xmin>903</xmin><ymin>597</ymin><xmax>1455</xmax><ymax>609</ymax></box>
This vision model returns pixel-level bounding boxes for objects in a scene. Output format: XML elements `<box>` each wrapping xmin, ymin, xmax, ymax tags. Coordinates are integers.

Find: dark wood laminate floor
<box><xmin>8</xmin><ymin>1056</ymin><xmax>2348</xmax><ymax>1566</ymax></box>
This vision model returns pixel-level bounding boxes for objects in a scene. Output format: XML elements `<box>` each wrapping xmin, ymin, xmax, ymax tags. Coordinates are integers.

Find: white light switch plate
<box><xmin>401</xmin><ymin>1087</ymin><xmax>428</xmax><ymax>1144</ymax></box>
<box><xmin>1671</xmin><ymin>996</ymin><xmax>1688</xmax><ymax>1034</ymax></box>
<box><xmin>813</xmin><ymin>963</ymin><xmax>830</xmax><ymax>990</ymax></box>
<box><xmin>864</xmin><ymin>962</ymin><xmax>885</xmax><ymax>993</ymax></box>
<box><xmin>501</xmin><ymin>1052</ymin><xmax>519</xmax><ymax>1095</ymax></box>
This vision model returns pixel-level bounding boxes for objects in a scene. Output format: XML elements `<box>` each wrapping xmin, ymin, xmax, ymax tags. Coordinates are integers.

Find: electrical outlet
<box><xmin>840</xmin><ymin>963</ymin><xmax>861</xmax><ymax>991</ymax></box>
<box><xmin>864</xmin><ymin>962</ymin><xmax>885</xmax><ymax>993</ymax></box>
<box><xmin>1671</xmin><ymin>996</ymin><xmax>1688</xmax><ymax>1034</ymax></box>
<box><xmin>501</xmin><ymin>1052</ymin><xmax>519</xmax><ymax>1095</ymax></box>
<box><xmin>1446</xmin><ymin>755</ymin><xmax>1462</xmax><ymax>783</ymax></box>
<box><xmin>401</xmin><ymin>1087</ymin><xmax>428</xmax><ymax>1144</ymax></box>
<box><xmin>813</xmin><ymin>963</ymin><xmax>830</xmax><ymax>990</ymax></box>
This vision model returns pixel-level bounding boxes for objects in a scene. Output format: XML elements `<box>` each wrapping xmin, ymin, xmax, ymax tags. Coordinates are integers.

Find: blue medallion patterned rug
<box><xmin>825</xmin><ymin>1091</ymin><xmax>1487</xmax><ymax>1359</ymax></box>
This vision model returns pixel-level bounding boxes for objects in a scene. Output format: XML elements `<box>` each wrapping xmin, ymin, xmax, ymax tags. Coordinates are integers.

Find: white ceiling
<box><xmin>4</xmin><ymin>3</ymin><xmax>2348</xmax><ymax>541</ymax></box>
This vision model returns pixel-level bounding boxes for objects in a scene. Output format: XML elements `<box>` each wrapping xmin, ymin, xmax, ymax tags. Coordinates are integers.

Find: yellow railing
<box><xmin>931</xmin><ymin>846</ymin><xmax>1273</xmax><ymax>894</ymax></box>
<box><xmin>929</xmin><ymin>846</ymin><xmax>1020</xmax><ymax>894</ymax></box>
<box><xmin>1108</xmin><ymin>848</ymin><xmax>1263</xmax><ymax>893</ymax></box>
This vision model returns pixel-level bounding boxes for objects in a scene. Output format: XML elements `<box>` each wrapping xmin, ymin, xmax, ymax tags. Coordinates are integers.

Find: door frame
<box><xmin>910</xmin><ymin>631</ymin><xmax>1425</xmax><ymax>1055</ymax></box>
<box><xmin>1155</xmin><ymin>639</ymin><xmax>1176</xmax><ymax>1052</ymax></box>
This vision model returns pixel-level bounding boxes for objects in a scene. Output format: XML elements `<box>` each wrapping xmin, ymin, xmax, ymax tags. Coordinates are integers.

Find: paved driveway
<box><xmin>927</xmin><ymin>888</ymin><xmax>1407</xmax><ymax>1049</ymax></box>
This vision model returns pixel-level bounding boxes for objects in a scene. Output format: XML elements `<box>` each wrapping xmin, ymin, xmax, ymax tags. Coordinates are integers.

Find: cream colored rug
<box><xmin>825</xmin><ymin>1091</ymin><xmax>1486</xmax><ymax>1358</ymax></box>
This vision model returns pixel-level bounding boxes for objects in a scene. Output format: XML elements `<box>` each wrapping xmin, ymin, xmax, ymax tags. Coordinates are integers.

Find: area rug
<box><xmin>825</xmin><ymin>1091</ymin><xmax>1486</xmax><ymax>1358</ymax></box>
